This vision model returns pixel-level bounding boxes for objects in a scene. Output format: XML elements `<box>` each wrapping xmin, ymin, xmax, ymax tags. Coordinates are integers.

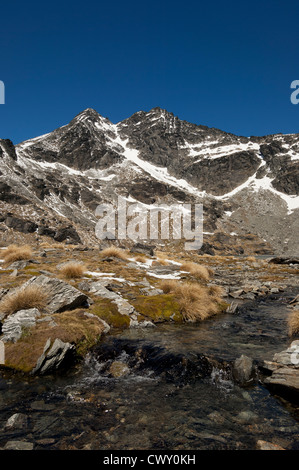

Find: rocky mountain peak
<box><xmin>70</xmin><ymin>108</ymin><xmax>114</xmax><ymax>132</ymax></box>
<box><xmin>0</xmin><ymin>139</ymin><xmax>18</xmax><ymax>161</ymax></box>
<box><xmin>0</xmin><ymin>107</ymin><xmax>298</xmax><ymax>255</ymax></box>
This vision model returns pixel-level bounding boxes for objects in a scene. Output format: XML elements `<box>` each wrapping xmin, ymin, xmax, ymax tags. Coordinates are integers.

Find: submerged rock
<box><xmin>232</xmin><ymin>355</ymin><xmax>255</xmax><ymax>386</ymax></box>
<box><xmin>108</xmin><ymin>361</ymin><xmax>130</xmax><ymax>378</ymax></box>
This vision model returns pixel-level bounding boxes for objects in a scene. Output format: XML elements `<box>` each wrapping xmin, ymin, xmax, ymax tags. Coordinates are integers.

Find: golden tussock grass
<box><xmin>154</xmin><ymin>252</ymin><xmax>170</xmax><ymax>266</ymax></box>
<box><xmin>39</xmin><ymin>241</ymin><xmax>65</xmax><ymax>249</ymax></box>
<box><xmin>134</xmin><ymin>254</ymin><xmax>148</xmax><ymax>263</ymax></box>
<box><xmin>59</xmin><ymin>262</ymin><xmax>86</xmax><ymax>279</ymax></box>
<box><xmin>0</xmin><ymin>285</ymin><xmax>49</xmax><ymax>318</ymax></box>
<box><xmin>288</xmin><ymin>310</ymin><xmax>299</xmax><ymax>336</ymax></box>
<box><xmin>100</xmin><ymin>246</ymin><xmax>129</xmax><ymax>260</ymax></box>
<box><xmin>246</xmin><ymin>256</ymin><xmax>257</xmax><ymax>262</ymax></box>
<box><xmin>53</xmin><ymin>309</ymin><xmax>105</xmax><ymax>353</ymax></box>
<box><xmin>152</xmin><ymin>259</ymin><xmax>169</xmax><ymax>266</ymax></box>
<box><xmin>156</xmin><ymin>258</ymin><xmax>169</xmax><ymax>266</ymax></box>
<box><xmin>2</xmin><ymin>244</ymin><xmax>33</xmax><ymax>266</ymax></box>
<box><xmin>159</xmin><ymin>279</ymin><xmax>180</xmax><ymax>294</ymax></box>
<box><xmin>159</xmin><ymin>279</ymin><xmax>223</xmax><ymax>322</ymax></box>
<box><xmin>180</xmin><ymin>261</ymin><xmax>212</xmax><ymax>281</ymax></box>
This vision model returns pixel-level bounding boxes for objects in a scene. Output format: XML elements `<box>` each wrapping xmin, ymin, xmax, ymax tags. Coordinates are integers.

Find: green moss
<box><xmin>24</xmin><ymin>270</ymin><xmax>41</xmax><ymax>276</ymax></box>
<box><xmin>132</xmin><ymin>294</ymin><xmax>183</xmax><ymax>323</ymax></box>
<box><xmin>75</xmin><ymin>334</ymin><xmax>101</xmax><ymax>357</ymax></box>
<box><xmin>217</xmin><ymin>301</ymin><xmax>230</xmax><ymax>312</ymax></box>
<box><xmin>91</xmin><ymin>299</ymin><xmax>131</xmax><ymax>329</ymax></box>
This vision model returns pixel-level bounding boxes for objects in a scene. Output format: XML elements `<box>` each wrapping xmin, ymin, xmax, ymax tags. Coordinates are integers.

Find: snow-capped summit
<box><xmin>0</xmin><ymin>107</ymin><xmax>298</xmax><ymax>254</ymax></box>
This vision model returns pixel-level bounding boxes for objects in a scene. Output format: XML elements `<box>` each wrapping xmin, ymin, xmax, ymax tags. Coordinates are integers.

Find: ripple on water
<box><xmin>0</xmin><ymin>296</ymin><xmax>298</xmax><ymax>450</ymax></box>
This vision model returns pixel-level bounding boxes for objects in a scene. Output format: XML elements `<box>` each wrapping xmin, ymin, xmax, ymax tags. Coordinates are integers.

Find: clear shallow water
<box><xmin>0</xmin><ymin>293</ymin><xmax>298</xmax><ymax>450</ymax></box>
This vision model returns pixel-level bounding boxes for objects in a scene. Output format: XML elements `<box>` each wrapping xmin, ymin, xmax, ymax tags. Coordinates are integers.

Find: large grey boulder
<box><xmin>22</xmin><ymin>275</ymin><xmax>89</xmax><ymax>313</ymax></box>
<box><xmin>32</xmin><ymin>337</ymin><xmax>75</xmax><ymax>375</ymax></box>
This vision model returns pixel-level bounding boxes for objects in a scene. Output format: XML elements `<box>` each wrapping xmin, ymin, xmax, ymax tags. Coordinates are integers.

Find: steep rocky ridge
<box><xmin>0</xmin><ymin>107</ymin><xmax>298</xmax><ymax>254</ymax></box>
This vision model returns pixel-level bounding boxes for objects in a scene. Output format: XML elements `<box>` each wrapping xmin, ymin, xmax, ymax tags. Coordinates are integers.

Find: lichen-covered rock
<box><xmin>1</xmin><ymin>308</ymin><xmax>41</xmax><ymax>343</ymax></box>
<box><xmin>90</xmin><ymin>280</ymin><xmax>137</xmax><ymax>319</ymax></box>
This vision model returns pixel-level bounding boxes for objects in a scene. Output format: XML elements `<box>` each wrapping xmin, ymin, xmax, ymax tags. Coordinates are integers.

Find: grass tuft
<box><xmin>180</xmin><ymin>261</ymin><xmax>212</xmax><ymax>281</ymax></box>
<box><xmin>2</xmin><ymin>245</ymin><xmax>33</xmax><ymax>266</ymax></box>
<box><xmin>0</xmin><ymin>285</ymin><xmax>49</xmax><ymax>318</ymax></box>
<box><xmin>134</xmin><ymin>254</ymin><xmax>148</xmax><ymax>263</ymax></box>
<box><xmin>59</xmin><ymin>262</ymin><xmax>86</xmax><ymax>279</ymax></box>
<box><xmin>159</xmin><ymin>279</ymin><xmax>223</xmax><ymax>322</ymax></box>
<box><xmin>288</xmin><ymin>310</ymin><xmax>299</xmax><ymax>336</ymax></box>
<box><xmin>100</xmin><ymin>246</ymin><xmax>128</xmax><ymax>260</ymax></box>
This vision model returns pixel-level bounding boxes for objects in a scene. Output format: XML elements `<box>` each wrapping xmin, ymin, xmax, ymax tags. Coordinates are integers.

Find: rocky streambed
<box><xmin>0</xmin><ymin>291</ymin><xmax>298</xmax><ymax>451</ymax></box>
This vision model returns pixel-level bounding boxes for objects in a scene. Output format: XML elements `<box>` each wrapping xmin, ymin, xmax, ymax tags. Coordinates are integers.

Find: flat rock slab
<box><xmin>264</xmin><ymin>366</ymin><xmax>299</xmax><ymax>392</ymax></box>
<box><xmin>22</xmin><ymin>275</ymin><xmax>89</xmax><ymax>313</ymax></box>
<box><xmin>149</xmin><ymin>265</ymin><xmax>179</xmax><ymax>274</ymax></box>
<box><xmin>256</xmin><ymin>440</ymin><xmax>285</xmax><ymax>450</ymax></box>
<box><xmin>3</xmin><ymin>440</ymin><xmax>34</xmax><ymax>450</ymax></box>
<box><xmin>261</xmin><ymin>341</ymin><xmax>299</xmax><ymax>399</ymax></box>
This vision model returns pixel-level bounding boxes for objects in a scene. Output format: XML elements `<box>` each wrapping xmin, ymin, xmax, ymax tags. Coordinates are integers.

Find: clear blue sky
<box><xmin>1</xmin><ymin>0</ymin><xmax>299</xmax><ymax>144</ymax></box>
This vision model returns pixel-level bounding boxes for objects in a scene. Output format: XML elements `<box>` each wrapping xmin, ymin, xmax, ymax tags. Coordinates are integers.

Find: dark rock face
<box><xmin>130</xmin><ymin>243</ymin><xmax>156</xmax><ymax>257</ymax></box>
<box><xmin>0</xmin><ymin>182</ymin><xmax>29</xmax><ymax>205</ymax></box>
<box><xmin>0</xmin><ymin>139</ymin><xmax>17</xmax><ymax>161</ymax></box>
<box><xmin>37</xmin><ymin>225</ymin><xmax>56</xmax><ymax>237</ymax></box>
<box><xmin>272</xmin><ymin>163</ymin><xmax>299</xmax><ymax>195</ymax></box>
<box><xmin>5</xmin><ymin>215</ymin><xmax>38</xmax><ymax>233</ymax></box>
<box><xmin>53</xmin><ymin>226</ymin><xmax>81</xmax><ymax>244</ymax></box>
<box><xmin>180</xmin><ymin>151</ymin><xmax>261</xmax><ymax>195</ymax></box>
<box><xmin>269</xmin><ymin>257</ymin><xmax>299</xmax><ymax>265</ymax></box>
